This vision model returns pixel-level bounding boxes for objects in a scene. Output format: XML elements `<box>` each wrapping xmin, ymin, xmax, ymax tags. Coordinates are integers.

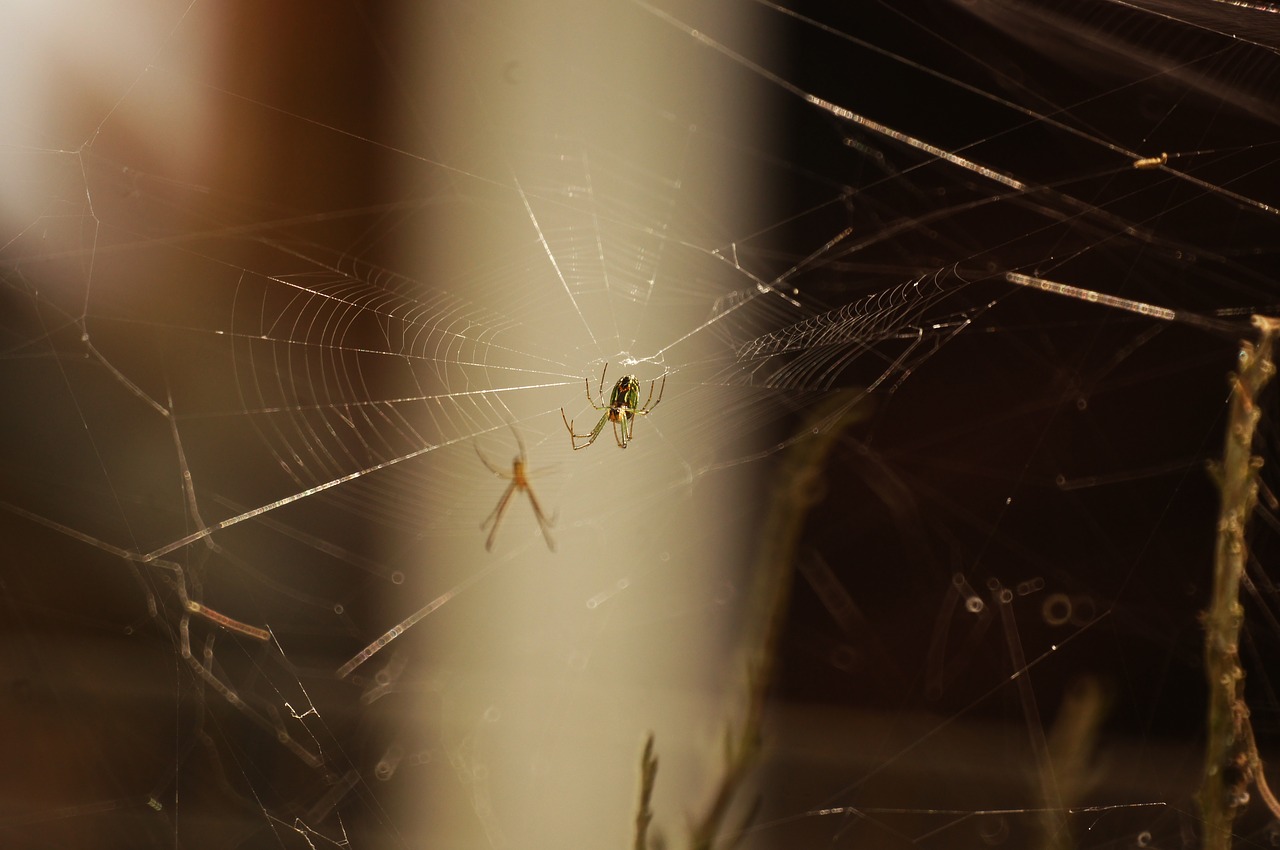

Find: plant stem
<box><xmin>688</xmin><ymin>391</ymin><xmax>871</xmax><ymax>850</ymax></box>
<box><xmin>1201</xmin><ymin>315</ymin><xmax>1280</xmax><ymax>850</ymax></box>
<box><xmin>635</xmin><ymin>734</ymin><xmax>658</xmax><ymax>850</ymax></box>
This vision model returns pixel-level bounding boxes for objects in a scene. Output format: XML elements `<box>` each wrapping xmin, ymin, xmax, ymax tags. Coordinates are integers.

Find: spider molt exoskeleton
<box><xmin>560</xmin><ymin>363</ymin><xmax>665</xmax><ymax>450</ymax></box>
<box><xmin>475</xmin><ymin>427</ymin><xmax>556</xmax><ymax>552</ymax></box>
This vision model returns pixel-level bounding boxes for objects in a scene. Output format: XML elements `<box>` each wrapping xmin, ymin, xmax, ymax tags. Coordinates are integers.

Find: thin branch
<box><xmin>688</xmin><ymin>391</ymin><xmax>872</xmax><ymax>850</ymax></box>
<box><xmin>635</xmin><ymin>734</ymin><xmax>659</xmax><ymax>850</ymax></box>
<box><xmin>1243</xmin><ymin>719</ymin><xmax>1280</xmax><ymax>821</ymax></box>
<box><xmin>1201</xmin><ymin>315</ymin><xmax>1280</xmax><ymax>850</ymax></box>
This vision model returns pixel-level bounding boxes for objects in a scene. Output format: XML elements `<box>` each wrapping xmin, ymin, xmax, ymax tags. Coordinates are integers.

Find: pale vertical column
<box><xmin>400</xmin><ymin>1</ymin><xmax>766</xmax><ymax>848</ymax></box>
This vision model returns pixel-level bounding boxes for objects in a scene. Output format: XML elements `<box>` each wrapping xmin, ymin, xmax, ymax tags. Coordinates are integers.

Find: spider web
<box><xmin>4</xmin><ymin>1</ymin><xmax>1280</xmax><ymax>848</ymax></box>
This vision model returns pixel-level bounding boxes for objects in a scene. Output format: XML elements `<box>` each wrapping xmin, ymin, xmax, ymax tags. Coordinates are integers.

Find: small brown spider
<box><xmin>475</xmin><ymin>428</ymin><xmax>556</xmax><ymax>552</ymax></box>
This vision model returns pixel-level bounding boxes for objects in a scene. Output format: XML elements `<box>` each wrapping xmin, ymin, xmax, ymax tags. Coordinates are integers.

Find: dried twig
<box><xmin>1201</xmin><ymin>315</ymin><xmax>1280</xmax><ymax>849</ymax></box>
<box><xmin>632</xmin><ymin>392</ymin><xmax>870</xmax><ymax>850</ymax></box>
<box><xmin>634</xmin><ymin>734</ymin><xmax>659</xmax><ymax>850</ymax></box>
<box><xmin>689</xmin><ymin>392</ymin><xmax>871</xmax><ymax>850</ymax></box>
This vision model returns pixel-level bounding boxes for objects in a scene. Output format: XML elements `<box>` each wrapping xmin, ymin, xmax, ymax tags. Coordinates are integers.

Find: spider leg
<box><xmin>563</xmin><ymin>408</ymin><xmax>608</xmax><ymax>450</ymax></box>
<box><xmin>483</xmin><ymin>481</ymin><xmax>518</xmax><ymax>551</ymax></box>
<box><xmin>522</xmin><ymin>485</ymin><xmax>556</xmax><ymax>552</ymax></box>
<box><xmin>639</xmin><ymin>373</ymin><xmax>666</xmax><ymax>414</ymax></box>
<box><xmin>508</xmin><ymin>424</ymin><xmax>528</xmax><ymax>465</ymax></box>
<box><xmin>562</xmin><ymin>408</ymin><xmax>591</xmax><ymax>447</ymax></box>
<box><xmin>612</xmin><ymin>414</ymin><xmax>631</xmax><ymax>449</ymax></box>
<box><xmin>582</xmin><ymin>364</ymin><xmax>609</xmax><ymax>410</ymax></box>
<box><xmin>581</xmin><ymin>411</ymin><xmax>609</xmax><ymax>449</ymax></box>
<box><xmin>474</xmin><ymin>443</ymin><xmax>512</xmax><ymax>478</ymax></box>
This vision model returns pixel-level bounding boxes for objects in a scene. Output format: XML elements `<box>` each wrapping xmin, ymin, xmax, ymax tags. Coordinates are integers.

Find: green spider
<box><xmin>560</xmin><ymin>364</ymin><xmax>666</xmax><ymax>450</ymax></box>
